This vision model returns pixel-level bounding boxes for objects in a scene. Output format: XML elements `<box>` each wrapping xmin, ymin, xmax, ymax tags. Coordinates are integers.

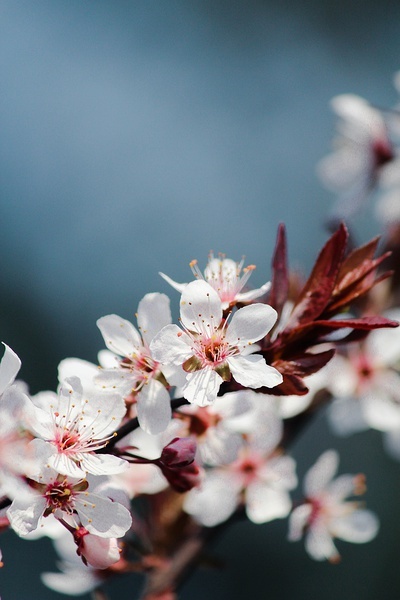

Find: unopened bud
<box><xmin>160</xmin><ymin>437</ymin><xmax>197</xmax><ymax>468</ymax></box>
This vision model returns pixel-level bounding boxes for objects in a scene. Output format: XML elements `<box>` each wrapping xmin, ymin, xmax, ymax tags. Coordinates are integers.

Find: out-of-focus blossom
<box><xmin>151</xmin><ymin>280</ymin><xmax>282</xmax><ymax>406</ymax></box>
<box><xmin>288</xmin><ymin>450</ymin><xmax>379</xmax><ymax>561</ymax></box>
<box><xmin>160</xmin><ymin>252</ymin><xmax>270</xmax><ymax>310</ymax></box>
<box><xmin>184</xmin><ymin>407</ymin><xmax>296</xmax><ymax>527</ymax></box>
<box><xmin>327</xmin><ymin>309</ymin><xmax>400</xmax><ymax>437</ymax></box>
<box><xmin>96</xmin><ymin>293</ymin><xmax>177</xmax><ymax>435</ymax></box>
<box><xmin>318</xmin><ymin>94</ymin><xmax>394</xmax><ymax>220</ymax></box>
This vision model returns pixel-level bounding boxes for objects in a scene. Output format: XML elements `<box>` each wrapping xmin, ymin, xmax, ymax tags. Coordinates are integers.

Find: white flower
<box><xmin>184</xmin><ymin>440</ymin><xmax>296</xmax><ymax>527</ymax></box>
<box><xmin>96</xmin><ymin>293</ymin><xmax>176</xmax><ymax>435</ymax></box>
<box><xmin>150</xmin><ymin>280</ymin><xmax>282</xmax><ymax>407</ymax></box>
<box><xmin>28</xmin><ymin>376</ymin><xmax>128</xmax><ymax>478</ymax></box>
<box><xmin>317</xmin><ymin>93</ymin><xmax>394</xmax><ymax>220</ymax></box>
<box><xmin>327</xmin><ymin>309</ymin><xmax>400</xmax><ymax>437</ymax></box>
<box><xmin>7</xmin><ymin>461</ymin><xmax>132</xmax><ymax>539</ymax></box>
<box><xmin>160</xmin><ymin>252</ymin><xmax>270</xmax><ymax>309</ymax></box>
<box><xmin>288</xmin><ymin>450</ymin><xmax>379</xmax><ymax>562</ymax></box>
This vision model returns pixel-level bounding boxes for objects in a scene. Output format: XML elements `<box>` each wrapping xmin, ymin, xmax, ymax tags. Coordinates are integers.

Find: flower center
<box><xmin>44</xmin><ymin>480</ymin><xmax>75</xmax><ymax>514</ymax></box>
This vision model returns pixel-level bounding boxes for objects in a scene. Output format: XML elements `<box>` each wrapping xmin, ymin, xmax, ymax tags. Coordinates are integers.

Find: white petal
<box><xmin>150</xmin><ymin>324</ymin><xmax>192</xmax><ymax>365</ymax></box>
<box><xmin>184</xmin><ymin>471</ymin><xmax>239</xmax><ymax>526</ymax></box>
<box><xmin>228</xmin><ymin>354</ymin><xmax>282</xmax><ymax>389</ymax></box>
<box><xmin>159</xmin><ymin>272</ymin><xmax>187</xmax><ymax>294</ymax></box>
<box><xmin>41</xmin><ymin>569</ymin><xmax>100</xmax><ymax>595</ymax></box>
<box><xmin>199</xmin><ymin>428</ymin><xmax>242</xmax><ymax>466</ymax></box>
<box><xmin>7</xmin><ymin>495</ymin><xmax>47</xmax><ymax>536</ymax></box>
<box><xmin>76</xmin><ymin>493</ymin><xmax>132</xmax><ymax>538</ymax></box>
<box><xmin>331</xmin><ymin>509</ymin><xmax>379</xmax><ymax>543</ymax></box>
<box><xmin>246</xmin><ymin>483</ymin><xmax>292</xmax><ymax>523</ymax></box>
<box><xmin>305</xmin><ymin>523</ymin><xmax>339</xmax><ymax>561</ymax></box>
<box><xmin>136</xmin><ymin>380</ymin><xmax>172</xmax><ymax>435</ymax></box>
<box><xmin>49</xmin><ymin>451</ymin><xmax>86</xmax><ymax>479</ymax></box>
<box><xmin>137</xmin><ymin>293</ymin><xmax>172</xmax><ymax>346</ymax></box>
<box><xmin>328</xmin><ymin>396</ymin><xmax>368</xmax><ymax>436</ymax></box>
<box><xmin>362</xmin><ymin>387</ymin><xmax>400</xmax><ymax>431</ymax></box>
<box><xmin>383</xmin><ymin>429</ymin><xmax>400</xmax><ymax>461</ymax></box>
<box><xmin>226</xmin><ymin>303</ymin><xmax>277</xmax><ymax>346</ymax></box>
<box><xmin>235</xmin><ymin>281</ymin><xmax>271</xmax><ymax>303</ymax></box>
<box><xmin>57</xmin><ymin>358</ymin><xmax>99</xmax><ymax>391</ymax></box>
<box><xmin>288</xmin><ymin>504</ymin><xmax>313</xmax><ymax>541</ymax></box>
<box><xmin>0</xmin><ymin>343</ymin><xmax>21</xmax><ymax>396</ymax></box>
<box><xmin>97</xmin><ymin>314</ymin><xmax>141</xmax><ymax>357</ymax></box>
<box><xmin>304</xmin><ymin>450</ymin><xmax>339</xmax><ymax>497</ymax></box>
<box><xmin>78</xmin><ymin>453</ymin><xmax>129</xmax><ymax>476</ymax></box>
<box><xmin>184</xmin><ymin>369</ymin><xmax>222</xmax><ymax>406</ymax></box>
<box><xmin>180</xmin><ymin>280</ymin><xmax>222</xmax><ymax>334</ymax></box>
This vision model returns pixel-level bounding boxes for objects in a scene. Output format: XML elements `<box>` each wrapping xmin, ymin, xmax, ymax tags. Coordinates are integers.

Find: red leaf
<box><xmin>285</xmin><ymin>223</ymin><xmax>348</xmax><ymax>329</ymax></box>
<box><xmin>272</xmin><ymin>349</ymin><xmax>335</xmax><ymax>377</ymax></box>
<box><xmin>268</xmin><ymin>223</ymin><xmax>289</xmax><ymax>317</ymax></box>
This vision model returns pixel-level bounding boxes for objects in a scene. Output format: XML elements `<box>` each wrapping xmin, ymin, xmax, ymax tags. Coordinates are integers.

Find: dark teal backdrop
<box><xmin>1</xmin><ymin>1</ymin><xmax>400</xmax><ymax>598</ymax></box>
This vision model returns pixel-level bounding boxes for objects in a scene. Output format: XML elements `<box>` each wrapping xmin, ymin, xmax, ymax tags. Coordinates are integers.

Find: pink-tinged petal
<box><xmin>246</xmin><ymin>483</ymin><xmax>292</xmax><ymax>523</ymax></box>
<box><xmin>75</xmin><ymin>493</ymin><xmax>132</xmax><ymax>538</ymax></box>
<box><xmin>184</xmin><ymin>369</ymin><xmax>222</xmax><ymax>406</ymax></box>
<box><xmin>136</xmin><ymin>380</ymin><xmax>172</xmax><ymax>435</ymax></box>
<box><xmin>184</xmin><ymin>471</ymin><xmax>240</xmax><ymax>526</ymax></box>
<box><xmin>288</xmin><ymin>504</ymin><xmax>313</xmax><ymax>541</ymax></box>
<box><xmin>7</xmin><ymin>495</ymin><xmax>47</xmax><ymax>536</ymax></box>
<box><xmin>79</xmin><ymin>534</ymin><xmax>121</xmax><ymax>569</ymax></box>
<box><xmin>228</xmin><ymin>354</ymin><xmax>282</xmax><ymax>389</ymax></box>
<box><xmin>78</xmin><ymin>453</ymin><xmax>128</xmax><ymax>476</ymax></box>
<box><xmin>137</xmin><ymin>293</ymin><xmax>172</xmax><ymax>346</ymax></box>
<box><xmin>180</xmin><ymin>280</ymin><xmax>222</xmax><ymax>334</ymax></box>
<box><xmin>159</xmin><ymin>272</ymin><xmax>188</xmax><ymax>294</ymax></box>
<box><xmin>97</xmin><ymin>314</ymin><xmax>141</xmax><ymax>357</ymax></box>
<box><xmin>150</xmin><ymin>325</ymin><xmax>192</xmax><ymax>365</ymax></box>
<box><xmin>305</xmin><ymin>522</ymin><xmax>339</xmax><ymax>561</ymax></box>
<box><xmin>77</xmin><ymin>391</ymin><xmax>127</xmax><ymax>436</ymax></box>
<box><xmin>0</xmin><ymin>343</ymin><xmax>21</xmax><ymax>396</ymax></box>
<box><xmin>226</xmin><ymin>303</ymin><xmax>277</xmax><ymax>347</ymax></box>
<box><xmin>235</xmin><ymin>281</ymin><xmax>271</xmax><ymax>303</ymax></box>
<box><xmin>304</xmin><ymin>450</ymin><xmax>339</xmax><ymax>498</ymax></box>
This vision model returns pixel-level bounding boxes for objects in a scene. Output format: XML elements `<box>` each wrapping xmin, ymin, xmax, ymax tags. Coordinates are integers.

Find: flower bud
<box><xmin>74</xmin><ymin>528</ymin><xmax>121</xmax><ymax>569</ymax></box>
<box><xmin>160</xmin><ymin>437</ymin><xmax>197</xmax><ymax>467</ymax></box>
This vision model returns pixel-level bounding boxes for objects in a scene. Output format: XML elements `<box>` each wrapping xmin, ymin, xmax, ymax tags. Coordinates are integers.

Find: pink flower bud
<box><xmin>160</xmin><ymin>461</ymin><xmax>201</xmax><ymax>494</ymax></box>
<box><xmin>74</xmin><ymin>528</ymin><xmax>121</xmax><ymax>569</ymax></box>
<box><xmin>160</xmin><ymin>437</ymin><xmax>197</xmax><ymax>467</ymax></box>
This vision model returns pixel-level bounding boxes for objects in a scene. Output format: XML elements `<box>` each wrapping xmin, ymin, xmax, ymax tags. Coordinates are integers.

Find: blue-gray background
<box><xmin>1</xmin><ymin>1</ymin><xmax>400</xmax><ymax>598</ymax></box>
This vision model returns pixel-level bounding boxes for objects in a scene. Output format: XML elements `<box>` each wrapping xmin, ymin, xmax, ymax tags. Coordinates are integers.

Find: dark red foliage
<box><xmin>263</xmin><ymin>223</ymin><xmax>398</xmax><ymax>395</ymax></box>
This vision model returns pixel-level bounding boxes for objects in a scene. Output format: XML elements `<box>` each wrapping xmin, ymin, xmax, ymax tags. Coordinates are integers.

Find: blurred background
<box><xmin>1</xmin><ymin>1</ymin><xmax>400</xmax><ymax>598</ymax></box>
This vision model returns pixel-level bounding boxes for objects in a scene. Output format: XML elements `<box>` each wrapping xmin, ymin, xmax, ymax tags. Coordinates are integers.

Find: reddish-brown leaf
<box><xmin>285</xmin><ymin>223</ymin><xmax>348</xmax><ymax>329</ymax></box>
<box><xmin>272</xmin><ymin>349</ymin><xmax>335</xmax><ymax>377</ymax></box>
<box><xmin>268</xmin><ymin>223</ymin><xmax>289</xmax><ymax>317</ymax></box>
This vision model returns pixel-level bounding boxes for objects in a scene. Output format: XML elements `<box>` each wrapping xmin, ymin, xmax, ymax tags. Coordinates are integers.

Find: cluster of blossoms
<box><xmin>0</xmin><ymin>229</ymin><xmax>397</xmax><ymax>599</ymax></box>
<box><xmin>3</xmin><ymin>74</ymin><xmax>400</xmax><ymax>600</ymax></box>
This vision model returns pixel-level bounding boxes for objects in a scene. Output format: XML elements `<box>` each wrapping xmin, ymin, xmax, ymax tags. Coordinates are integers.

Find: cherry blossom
<box><xmin>327</xmin><ymin>309</ymin><xmax>400</xmax><ymax>437</ymax></box>
<box><xmin>288</xmin><ymin>450</ymin><xmax>379</xmax><ymax>562</ymax></box>
<box><xmin>184</xmin><ymin>407</ymin><xmax>295</xmax><ymax>527</ymax></box>
<box><xmin>150</xmin><ymin>280</ymin><xmax>282</xmax><ymax>406</ymax></box>
<box><xmin>96</xmin><ymin>293</ymin><xmax>177</xmax><ymax>435</ymax></box>
<box><xmin>28</xmin><ymin>376</ymin><xmax>128</xmax><ymax>478</ymax></box>
<box><xmin>160</xmin><ymin>252</ymin><xmax>270</xmax><ymax>309</ymax></box>
<box><xmin>7</xmin><ymin>458</ymin><xmax>132</xmax><ymax>539</ymax></box>
<box><xmin>317</xmin><ymin>94</ymin><xmax>394</xmax><ymax>220</ymax></box>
